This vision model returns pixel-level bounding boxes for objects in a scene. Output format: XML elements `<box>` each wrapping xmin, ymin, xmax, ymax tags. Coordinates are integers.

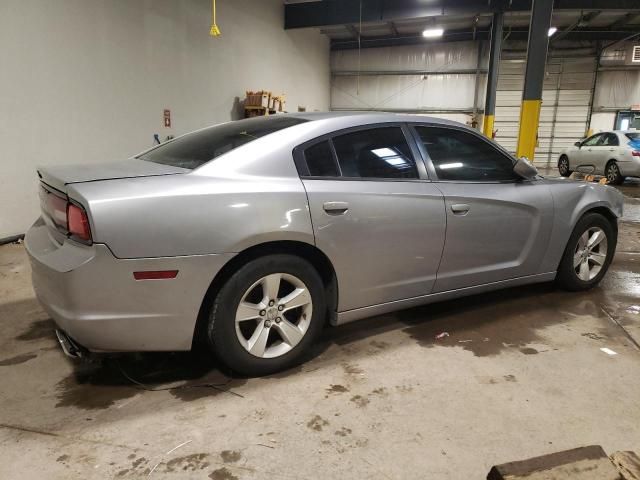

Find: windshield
<box><xmin>138</xmin><ymin>116</ymin><xmax>308</xmax><ymax>169</ymax></box>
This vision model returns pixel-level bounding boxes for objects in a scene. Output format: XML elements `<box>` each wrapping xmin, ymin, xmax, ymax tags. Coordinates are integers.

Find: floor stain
<box><xmin>209</xmin><ymin>467</ymin><xmax>239</xmax><ymax>480</ymax></box>
<box><xmin>0</xmin><ymin>352</ymin><xmax>37</xmax><ymax>366</ymax></box>
<box><xmin>341</xmin><ymin>362</ymin><xmax>363</xmax><ymax>375</ymax></box>
<box><xmin>519</xmin><ymin>347</ymin><xmax>539</xmax><ymax>355</ymax></box>
<box><xmin>350</xmin><ymin>395</ymin><xmax>369</xmax><ymax>408</ymax></box>
<box><xmin>15</xmin><ymin>319</ymin><xmax>55</xmax><ymax>342</ymax></box>
<box><xmin>326</xmin><ymin>384</ymin><xmax>349</xmax><ymax>394</ymax></box>
<box><xmin>307</xmin><ymin>415</ymin><xmax>329</xmax><ymax>431</ymax></box>
<box><xmin>220</xmin><ymin>450</ymin><xmax>242</xmax><ymax>463</ymax></box>
<box><xmin>335</xmin><ymin>427</ymin><xmax>352</xmax><ymax>436</ymax></box>
<box><xmin>56</xmin><ymin>454</ymin><xmax>69</xmax><ymax>462</ymax></box>
<box><xmin>164</xmin><ymin>453</ymin><xmax>209</xmax><ymax>472</ymax></box>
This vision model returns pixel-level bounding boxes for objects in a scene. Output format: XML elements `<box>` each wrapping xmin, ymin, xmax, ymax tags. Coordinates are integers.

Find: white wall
<box><xmin>0</xmin><ymin>0</ymin><xmax>330</xmax><ymax>238</ymax></box>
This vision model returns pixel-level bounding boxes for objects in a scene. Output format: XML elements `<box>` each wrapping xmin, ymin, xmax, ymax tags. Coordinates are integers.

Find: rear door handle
<box><xmin>450</xmin><ymin>203</ymin><xmax>470</xmax><ymax>215</ymax></box>
<box><xmin>323</xmin><ymin>201</ymin><xmax>349</xmax><ymax>215</ymax></box>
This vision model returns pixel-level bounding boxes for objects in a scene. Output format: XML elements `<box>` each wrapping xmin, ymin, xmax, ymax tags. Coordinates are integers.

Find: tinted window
<box><xmin>415</xmin><ymin>126</ymin><xmax>516</xmax><ymax>181</ymax></box>
<box><xmin>626</xmin><ymin>132</ymin><xmax>640</xmax><ymax>141</ymax></box>
<box><xmin>332</xmin><ymin>127</ymin><xmax>418</xmax><ymax>179</ymax></box>
<box><xmin>598</xmin><ymin>133</ymin><xmax>619</xmax><ymax>147</ymax></box>
<box><xmin>304</xmin><ymin>141</ymin><xmax>339</xmax><ymax>177</ymax></box>
<box><xmin>582</xmin><ymin>134</ymin><xmax>602</xmax><ymax>147</ymax></box>
<box><xmin>600</xmin><ymin>133</ymin><xmax>619</xmax><ymax>146</ymax></box>
<box><xmin>138</xmin><ymin>116</ymin><xmax>308</xmax><ymax>169</ymax></box>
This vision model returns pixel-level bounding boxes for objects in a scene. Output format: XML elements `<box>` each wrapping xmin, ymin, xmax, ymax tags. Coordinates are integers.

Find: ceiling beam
<box><xmin>551</xmin><ymin>10</ymin><xmax>601</xmax><ymax>43</ymax></box>
<box><xmin>345</xmin><ymin>24</ymin><xmax>359</xmax><ymax>39</ymax></box>
<box><xmin>331</xmin><ymin>26</ymin><xmax>640</xmax><ymax>50</ymax></box>
<box><xmin>609</xmin><ymin>12</ymin><xmax>640</xmax><ymax>29</ymax></box>
<box><xmin>285</xmin><ymin>0</ymin><xmax>640</xmax><ymax>29</ymax></box>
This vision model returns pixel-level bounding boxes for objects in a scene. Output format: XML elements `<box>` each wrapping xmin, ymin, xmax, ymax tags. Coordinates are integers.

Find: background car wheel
<box><xmin>556</xmin><ymin>212</ymin><xmax>616</xmax><ymax>291</ymax></box>
<box><xmin>558</xmin><ymin>155</ymin><xmax>571</xmax><ymax>177</ymax></box>
<box><xmin>605</xmin><ymin>161</ymin><xmax>624</xmax><ymax>185</ymax></box>
<box><xmin>208</xmin><ymin>254</ymin><xmax>326</xmax><ymax>376</ymax></box>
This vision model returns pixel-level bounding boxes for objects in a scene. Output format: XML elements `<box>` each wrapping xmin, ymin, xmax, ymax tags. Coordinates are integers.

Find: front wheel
<box><xmin>556</xmin><ymin>213</ymin><xmax>616</xmax><ymax>291</ymax></box>
<box><xmin>208</xmin><ymin>254</ymin><xmax>326</xmax><ymax>376</ymax></box>
<box><xmin>558</xmin><ymin>155</ymin><xmax>572</xmax><ymax>177</ymax></box>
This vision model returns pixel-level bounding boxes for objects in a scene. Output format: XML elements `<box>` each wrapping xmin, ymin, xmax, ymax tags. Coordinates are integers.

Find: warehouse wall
<box><xmin>330</xmin><ymin>41</ymin><xmax>639</xmax><ymax>166</ymax></box>
<box><xmin>0</xmin><ymin>0</ymin><xmax>330</xmax><ymax>239</ymax></box>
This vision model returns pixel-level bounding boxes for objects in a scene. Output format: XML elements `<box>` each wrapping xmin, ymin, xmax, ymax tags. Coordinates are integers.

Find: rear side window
<box><xmin>331</xmin><ymin>127</ymin><xmax>418</xmax><ymax>179</ymax></box>
<box><xmin>415</xmin><ymin>126</ymin><xmax>516</xmax><ymax>181</ymax></box>
<box><xmin>304</xmin><ymin>141</ymin><xmax>339</xmax><ymax>177</ymax></box>
<box><xmin>138</xmin><ymin>116</ymin><xmax>308</xmax><ymax>170</ymax></box>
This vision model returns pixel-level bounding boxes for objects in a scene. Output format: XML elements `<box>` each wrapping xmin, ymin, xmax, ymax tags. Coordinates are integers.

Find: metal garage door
<box><xmin>493</xmin><ymin>56</ymin><xmax>596</xmax><ymax>166</ymax></box>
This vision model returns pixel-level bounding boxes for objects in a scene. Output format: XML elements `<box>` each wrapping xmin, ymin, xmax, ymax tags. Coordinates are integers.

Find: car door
<box><xmin>295</xmin><ymin>124</ymin><xmax>447</xmax><ymax>312</ymax></box>
<box><xmin>595</xmin><ymin>132</ymin><xmax>620</xmax><ymax>174</ymax></box>
<box><xmin>577</xmin><ymin>133</ymin><xmax>604</xmax><ymax>172</ymax></box>
<box><xmin>410</xmin><ymin>125</ymin><xmax>554</xmax><ymax>292</ymax></box>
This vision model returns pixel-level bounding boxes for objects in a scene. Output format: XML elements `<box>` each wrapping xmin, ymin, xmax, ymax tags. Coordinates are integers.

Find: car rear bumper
<box><xmin>25</xmin><ymin>218</ymin><xmax>233</xmax><ymax>352</ymax></box>
<box><xmin>618</xmin><ymin>160</ymin><xmax>640</xmax><ymax>177</ymax></box>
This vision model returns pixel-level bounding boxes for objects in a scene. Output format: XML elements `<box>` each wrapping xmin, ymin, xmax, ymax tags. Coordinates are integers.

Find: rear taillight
<box><xmin>632</xmin><ymin>150</ymin><xmax>640</xmax><ymax>157</ymax></box>
<box><xmin>67</xmin><ymin>203</ymin><xmax>92</xmax><ymax>242</ymax></box>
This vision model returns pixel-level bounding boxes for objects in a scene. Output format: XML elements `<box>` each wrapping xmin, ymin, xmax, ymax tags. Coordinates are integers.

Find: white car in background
<box><xmin>558</xmin><ymin>130</ymin><xmax>640</xmax><ymax>184</ymax></box>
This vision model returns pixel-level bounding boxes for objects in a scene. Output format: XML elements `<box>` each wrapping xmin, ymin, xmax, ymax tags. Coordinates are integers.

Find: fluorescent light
<box><xmin>439</xmin><ymin>162</ymin><xmax>463</xmax><ymax>169</ymax></box>
<box><xmin>548</xmin><ymin>27</ymin><xmax>557</xmax><ymax>37</ymax></box>
<box><xmin>422</xmin><ymin>28</ymin><xmax>444</xmax><ymax>38</ymax></box>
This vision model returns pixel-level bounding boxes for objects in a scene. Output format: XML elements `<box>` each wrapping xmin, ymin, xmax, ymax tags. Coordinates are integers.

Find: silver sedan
<box><xmin>558</xmin><ymin>130</ymin><xmax>640</xmax><ymax>184</ymax></box>
<box><xmin>26</xmin><ymin>113</ymin><xmax>624</xmax><ymax>375</ymax></box>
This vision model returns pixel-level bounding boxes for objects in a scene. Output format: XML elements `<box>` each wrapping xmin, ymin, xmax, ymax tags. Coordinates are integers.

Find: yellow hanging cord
<box><xmin>210</xmin><ymin>0</ymin><xmax>221</xmax><ymax>36</ymax></box>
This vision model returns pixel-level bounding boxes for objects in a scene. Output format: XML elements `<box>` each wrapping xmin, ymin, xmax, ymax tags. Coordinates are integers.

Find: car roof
<box><xmin>285</xmin><ymin>111</ymin><xmax>462</xmax><ymax>127</ymax></box>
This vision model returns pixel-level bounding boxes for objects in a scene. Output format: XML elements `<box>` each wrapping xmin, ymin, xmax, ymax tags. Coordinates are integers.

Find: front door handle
<box><xmin>323</xmin><ymin>201</ymin><xmax>349</xmax><ymax>215</ymax></box>
<box><xmin>450</xmin><ymin>203</ymin><xmax>470</xmax><ymax>215</ymax></box>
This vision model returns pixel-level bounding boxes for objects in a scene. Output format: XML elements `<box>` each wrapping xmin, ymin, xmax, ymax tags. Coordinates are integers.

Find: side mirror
<box><xmin>514</xmin><ymin>156</ymin><xmax>538</xmax><ymax>180</ymax></box>
<box><xmin>574</xmin><ymin>141</ymin><xmax>582</xmax><ymax>147</ymax></box>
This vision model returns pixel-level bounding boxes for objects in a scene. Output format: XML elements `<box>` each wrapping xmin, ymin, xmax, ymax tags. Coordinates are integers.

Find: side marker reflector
<box><xmin>133</xmin><ymin>270</ymin><xmax>179</xmax><ymax>280</ymax></box>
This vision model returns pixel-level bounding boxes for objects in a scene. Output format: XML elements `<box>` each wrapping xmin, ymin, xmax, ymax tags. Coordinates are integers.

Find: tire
<box><xmin>558</xmin><ymin>155</ymin><xmax>572</xmax><ymax>177</ymax></box>
<box><xmin>556</xmin><ymin>213</ymin><xmax>616</xmax><ymax>291</ymax></box>
<box><xmin>208</xmin><ymin>254</ymin><xmax>326</xmax><ymax>376</ymax></box>
<box><xmin>605</xmin><ymin>160</ymin><xmax>624</xmax><ymax>185</ymax></box>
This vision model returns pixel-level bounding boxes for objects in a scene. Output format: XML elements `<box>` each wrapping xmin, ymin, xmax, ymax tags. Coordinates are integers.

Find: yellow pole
<box><xmin>482</xmin><ymin>114</ymin><xmax>495</xmax><ymax>139</ymax></box>
<box><xmin>516</xmin><ymin>99</ymin><xmax>542</xmax><ymax>160</ymax></box>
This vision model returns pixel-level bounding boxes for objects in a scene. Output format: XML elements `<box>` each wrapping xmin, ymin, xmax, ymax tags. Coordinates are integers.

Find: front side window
<box><xmin>138</xmin><ymin>116</ymin><xmax>308</xmax><ymax>170</ymax></box>
<box><xmin>582</xmin><ymin>134</ymin><xmax>603</xmax><ymax>147</ymax></box>
<box><xmin>415</xmin><ymin>126</ymin><xmax>516</xmax><ymax>181</ymax></box>
<box><xmin>331</xmin><ymin>127</ymin><xmax>418</xmax><ymax>179</ymax></box>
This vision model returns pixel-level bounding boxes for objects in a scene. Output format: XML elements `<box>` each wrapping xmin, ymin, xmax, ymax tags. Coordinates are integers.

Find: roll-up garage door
<box><xmin>493</xmin><ymin>56</ymin><xmax>596</xmax><ymax>166</ymax></box>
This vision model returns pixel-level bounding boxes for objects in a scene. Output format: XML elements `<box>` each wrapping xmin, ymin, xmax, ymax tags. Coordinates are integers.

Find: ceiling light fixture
<box><xmin>548</xmin><ymin>27</ymin><xmax>557</xmax><ymax>37</ymax></box>
<box><xmin>422</xmin><ymin>28</ymin><xmax>444</xmax><ymax>38</ymax></box>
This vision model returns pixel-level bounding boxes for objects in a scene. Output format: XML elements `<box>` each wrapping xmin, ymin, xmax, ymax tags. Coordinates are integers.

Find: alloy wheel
<box><xmin>559</xmin><ymin>157</ymin><xmax>569</xmax><ymax>175</ymax></box>
<box><xmin>606</xmin><ymin>163</ymin><xmax>619</xmax><ymax>183</ymax></box>
<box><xmin>235</xmin><ymin>273</ymin><xmax>312</xmax><ymax>358</ymax></box>
<box><xmin>573</xmin><ymin>227</ymin><xmax>608</xmax><ymax>281</ymax></box>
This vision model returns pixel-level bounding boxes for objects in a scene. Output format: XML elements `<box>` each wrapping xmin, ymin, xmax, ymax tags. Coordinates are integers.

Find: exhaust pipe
<box><xmin>55</xmin><ymin>329</ymin><xmax>85</xmax><ymax>359</ymax></box>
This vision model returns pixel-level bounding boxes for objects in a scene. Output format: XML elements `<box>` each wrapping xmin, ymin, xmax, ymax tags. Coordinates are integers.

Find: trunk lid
<box><xmin>37</xmin><ymin>159</ymin><xmax>189</xmax><ymax>193</ymax></box>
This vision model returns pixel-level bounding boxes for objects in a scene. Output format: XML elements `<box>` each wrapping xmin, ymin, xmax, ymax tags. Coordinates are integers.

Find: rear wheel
<box><xmin>605</xmin><ymin>161</ymin><xmax>624</xmax><ymax>185</ymax></box>
<box><xmin>208</xmin><ymin>254</ymin><xmax>325</xmax><ymax>376</ymax></box>
<box><xmin>556</xmin><ymin>213</ymin><xmax>616</xmax><ymax>291</ymax></box>
<box><xmin>558</xmin><ymin>155</ymin><xmax>571</xmax><ymax>177</ymax></box>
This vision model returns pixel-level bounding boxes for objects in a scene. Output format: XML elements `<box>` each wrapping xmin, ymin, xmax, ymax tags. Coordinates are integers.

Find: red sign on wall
<box><xmin>163</xmin><ymin>109</ymin><xmax>171</xmax><ymax>128</ymax></box>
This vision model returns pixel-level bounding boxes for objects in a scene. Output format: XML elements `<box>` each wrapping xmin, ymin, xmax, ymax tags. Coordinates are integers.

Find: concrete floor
<box><xmin>1</xmin><ymin>175</ymin><xmax>640</xmax><ymax>479</ymax></box>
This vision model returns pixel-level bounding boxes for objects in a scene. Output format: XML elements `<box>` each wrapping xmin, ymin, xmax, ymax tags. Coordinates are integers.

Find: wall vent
<box><xmin>633</xmin><ymin>45</ymin><xmax>640</xmax><ymax>63</ymax></box>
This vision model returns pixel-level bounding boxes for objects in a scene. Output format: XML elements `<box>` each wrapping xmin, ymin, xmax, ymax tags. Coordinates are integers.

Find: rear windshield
<box><xmin>138</xmin><ymin>116</ymin><xmax>308</xmax><ymax>169</ymax></box>
<box><xmin>626</xmin><ymin>132</ymin><xmax>640</xmax><ymax>141</ymax></box>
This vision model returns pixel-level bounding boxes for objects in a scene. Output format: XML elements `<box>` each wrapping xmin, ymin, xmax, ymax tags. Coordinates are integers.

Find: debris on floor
<box><xmin>600</xmin><ymin>347</ymin><xmax>618</xmax><ymax>356</ymax></box>
<box><xmin>435</xmin><ymin>332</ymin><xmax>450</xmax><ymax>339</ymax></box>
<box><xmin>487</xmin><ymin>445</ymin><xmax>640</xmax><ymax>480</ymax></box>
